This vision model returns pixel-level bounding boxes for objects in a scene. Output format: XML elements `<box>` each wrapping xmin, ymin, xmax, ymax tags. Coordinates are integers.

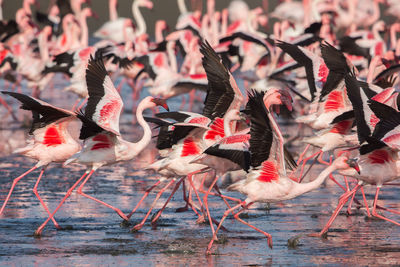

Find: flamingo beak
<box><xmin>347</xmin><ymin>159</ymin><xmax>360</xmax><ymax>174</ymax></box>
<box><xmin>152</xmin><ymin>98</ymin><xmax>169</xmax><ymax>111</ymax></box>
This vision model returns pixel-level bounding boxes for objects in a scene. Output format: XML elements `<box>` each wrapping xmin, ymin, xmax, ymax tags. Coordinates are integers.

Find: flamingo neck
<box><xmin>132</xmin><ymin>0</ymin><xmax>146</xmax><ymax>37</ymax></box>
<box><xmin>267</xmin><ymin>110</ymin><xmax>286</xmax><ymax>175</ymax></box>
<box><xmin>23</xmin><ymin>0</ymin><xmax>32</xmax><ymax>15</ymax></box>
<box><xmin>79</xmin><ymin>15</ymin><xmax>89</xmax><ymax>47</ymax></box>
<box><xmin>109</xmin><ymin>0</ymin><xmax>118</xmax><ymax>21</ymax></box>
<box><xmin>129</xmin><ymin>101</ymin><xmax>152</xmax><ymax>157</ymax></box>
<box><xmin>288</xmin><ymin>163</ymin><xmax>337</xmax><ymax>199</ymax></box>
<box><xmin>167</xmin><ymin>41</ymin><xmax>177</xmax><ymax>72</ymax></box>
<box><xmin>177</xmin><ymin>0</ymin><xmax>188</xmax><ymax>14</ymax></box>
<box><xmin>39</xmin><ymin>33</ymin><xmax>49</xmax><ymax>62</ymax></box>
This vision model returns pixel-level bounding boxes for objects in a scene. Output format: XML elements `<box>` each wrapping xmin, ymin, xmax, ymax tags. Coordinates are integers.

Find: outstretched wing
<box><xmin>84</xmin><ymin>51</ymin><xmax>123</xmax><ymax>136</ymax></box>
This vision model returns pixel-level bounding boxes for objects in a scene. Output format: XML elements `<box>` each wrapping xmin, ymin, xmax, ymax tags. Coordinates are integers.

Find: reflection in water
<box><xmin>0</xmin><ymin>79</ymin><xmax>400</xmax><ymax>266</ymax></box>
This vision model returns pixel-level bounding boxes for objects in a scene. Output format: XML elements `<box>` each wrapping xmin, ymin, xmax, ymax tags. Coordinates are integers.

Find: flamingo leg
<box><xmin>371</xmin><ymin>187</ymin><xmax>400</xmax><ymax>226</ymax></box>
<box><xmin>311</xmin><ymin>184</ymin><xmax>362</xmax><ymax>237</ymax></box>
<box><xmin>151</xmin><ymin>178</ymin><xmax>184</xmax><ymax>224</ymax></box>
<box><xmin>346</xmin><ymin>190</ymin><xmax>357</xmax><ymax>215</ymax></box>
<box><xmin>34</xmin><ymin>171</ymin><xmax>89</xmax><ymax>236</ymax></box>
<box><xmin>298</xmin><ymin>150</ymin><xmax>321</xmax><ymax>182</ymax></box>
<box><xmin>130</xmin><ymin>179</ymin><xmax>175</xmax><ymax>232</ymax></box>
<box><xmin>317</xmin><ymin>151</ymin><xmax>330</xmax><ymax>166</ymax></box>
<box><xmin>126</xmin><ymin>179</ymin><xmax>161</xmax><ymax>219</ymax></box>
<box><xmin>76</xmin><ymin>98</ymin><xmax>87</xmax><ymax>111</ymax></box>
<box><xmin>206</xmin><ymin>201</ymin><xmax>245</xmax><ymax>254</ymax></box>
<box><xmin>33</xmin><ymin>168</ymin><xmax>61</xmax><ymax>228</ymax></box>
<box><xmin>175</xmin><ymin>179</ymin><xmax>189</xmax><ymax>212</ymax></box>
<box><xmin>186</xmin><ymin>173</ymin><xmax>206</xmax><ymax>222</ymax></box>
<box><xmin>329</xmin><ymin>174</ymin><xmax>346</xmax><ymax>191</ymax></box>
<box><xmin>203</xmin><ymin>173</ymin><xmax>220</xmax><ymax>235</ymax></box>
<box><xmin>0</xmin><ymin>95</ymin><xmax>17</xmax><ymax>121</ymax></box>
<box><xmin>232</xmin><ymin>204</ymin><xmax>273</xmax><ymax>249</ymax></box>
<box><xmin>76</xmin><ymin>170</ymin><xmax>129</xmax><ymax>221</ymax></box>
<box><xmin>360</xmin><ymin>186</ymin><xmax>371</xmax><ymax>217</ymax></box>
<box><xmin>0</xmin><ymin>166</ymin><xmax>38</xmax><ymax>215</ymax></box>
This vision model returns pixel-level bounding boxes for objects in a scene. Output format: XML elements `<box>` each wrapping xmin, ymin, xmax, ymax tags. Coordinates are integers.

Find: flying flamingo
<box><xmin>206</xmin><ymin>90</ymin><xmax>359</xmax><ymax>254</ymax></box>
<box><xmin>33</xmin><ymin>52</ymin><xmax>169</xmax><ymax>236</ymax></box>
<box><xmin>0</xmin><ymin>91</ymin><xmax>81</xmax><ymax>230</ymax></box>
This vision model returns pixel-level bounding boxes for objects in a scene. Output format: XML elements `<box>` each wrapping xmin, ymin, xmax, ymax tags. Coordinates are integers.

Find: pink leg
<box><xmin>346</xmin><ymin>190</ymin><xmax>357</xmax><ymax>215</ymax></box>
<box><xmin>0</xmin><ymin>95</ymin><xmax>17</xmax><ymax>121</ymax></box>
<box><xmin>151</xmin><ymin>178</ymin><xmax>184</xmax><ymax>224</ymax></box>
<box><xmin>116</xmin><ymin>78</ymin><xmax>126</xmax><ymax>93</ymax></box>
<box><xmin>232</xmin><ymin>204</ymin><xmax>273</xmax><ymax>248</ymax></box>
<box><xmin>33</xmin><ymin>168</ymin><xmax>60</xmax><ymax>228</ymax></box>
<box><xmin>329</xmin><ymin>174</ymin><xmax>346</xmax><ymax>192</ymax></box>
<box><xmin>230</xmin><ymin>62</ymin><xmax>240</xmax><ymax>73</ymax></box>
<box><xmin>187</xmin><ymin>172</ymin><xmax>207</xmax><ymax>221</ymax></box>
<box><xmin>360</xmin><ymin>186</ymin><xmax>371</xmax><ymax>217</ymax></box>
<box><xmin>188</xmin><ymin>90</ymin><xmax>196</xmax><ymax>112</ymax></box>
<box><xmin>127</xmin><ymin>180</ymin><xmax>161</xmax><ymax>219</ymax></box>
<box><xmin>371</xmin><ymin>187</ymin><xmax>400</xmax><ymax>226</ymax></box>
<box><xmin>0</xmin><ymin>166</ymin><xmax>37</xmax><ymax>215</ymax></box>
<box><xmin>179</xmin><ymin>95</ymin><xmax>186</xmax><ymax>110</ymax></box>
<box><xmin>206</xmin><ymin>201</ymin><xmax>245</xmax><ymax>254</ymax></box>
<box><xmin>297</xmin><ymin>144</ymin><xmax>311</xmax><ymax>165</ymax></box>
<box><xmin>317</xmin><ymin>152</ymin><xmax>330</xmax><ymax>166</ymax></box>
<box><xmin>176</xmin><ymin>180</ymin><xmax>189</xmax><ymax>212</ymax></box>
<box><xmin>298</xmin><ymin>150</ymin><xmax>321</xmax><ymax>182</ymax></box>
<box><xmin>310</xmin><ymin>184</ymin><xmax>362</xmax><ymax>237</ymax></box>
<box><xmin>77</xmin><ymin>170</ymin><xmax>129</xmax><ymax>221</ymax></box>
<box><xmin>203</xmin><ymin>173</ymin><xmax>220</xmax><ymax>235</ymax></box>
<box><xmin>71</xmin><ymin>98</ymin><xmax>81</xmax><ymax>111</ymax></box>
<box><xmin>34</xmin><ymin>171</ymin><xmax>89</xmax><ymax>236</ymax></box>
<box><xmin>130</xmin><ymin>179</ymin><xmax>175</xmax><ymax>232</ymax></box>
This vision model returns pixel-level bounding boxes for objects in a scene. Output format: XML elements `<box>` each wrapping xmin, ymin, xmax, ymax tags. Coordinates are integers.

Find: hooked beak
<box><xmin>152</xmin><ymin>98</ymin><xmax>169</xmax><ymax>111</ymax></box>
<box><xmin>347</xmin><ymin>159</ymin><xmax>360</xmax><ymax>174</ymax></box>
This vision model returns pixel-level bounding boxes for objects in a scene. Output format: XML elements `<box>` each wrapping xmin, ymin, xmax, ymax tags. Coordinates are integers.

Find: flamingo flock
<box><xmin>0</xmin><ymin>0</ymin><xmax>400</xmax><ymax>254</ymax></box>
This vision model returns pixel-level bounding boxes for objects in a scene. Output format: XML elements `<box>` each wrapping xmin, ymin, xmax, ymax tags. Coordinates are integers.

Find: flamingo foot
<box><xmin>130</xmin><ymin>223</ymin><xmax>144</xmax><ymax>233</ymax></box>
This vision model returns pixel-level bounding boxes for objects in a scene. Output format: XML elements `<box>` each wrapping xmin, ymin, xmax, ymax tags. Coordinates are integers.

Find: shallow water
<box><xmin>1</xmin><ymin>78</ymin><xmax>400</xmax><ymax>266</ymax></box>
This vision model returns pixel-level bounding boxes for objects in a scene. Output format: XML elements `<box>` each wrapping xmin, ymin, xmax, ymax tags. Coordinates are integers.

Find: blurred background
<box><xmin>3</xmin><ymin>0</ymin><xmax>279</xmax><ymax>36</ymax></box>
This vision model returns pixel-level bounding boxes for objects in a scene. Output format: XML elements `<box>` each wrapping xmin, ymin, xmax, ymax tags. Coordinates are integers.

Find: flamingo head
<box><xmin>263</xmin><ymin>88</ymin><xmax>293</xmax><ymax>114</ymax></box>
<box><xmin>150</xmin><ymin>97</ymin><xmax>169</xmax><ymax>111</ymax></box>
<box><xmin>336</xmin><ymin>151</ymin><xmax>361</xmax><ymax>174</ymax></box>
<box><xmin>138</xmin><ymin>0</ymin><xmax>153</xmax><ymax>9</ymax></box>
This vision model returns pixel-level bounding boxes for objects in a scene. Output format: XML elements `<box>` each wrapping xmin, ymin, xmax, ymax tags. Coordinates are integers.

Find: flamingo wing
<box><xmin>200</xmin><ymin>41</ymin><xmax>237</xmax><ymax>120</ymax></box>
<box><xmin>1</xmin><ymin>91</ymin><xmax>74</xmax><ymax>135</ymax></box>
<box><xmin>84</xmin><ymin>52</ymin><xmax>123</xmax><ymax>136</ymax></box>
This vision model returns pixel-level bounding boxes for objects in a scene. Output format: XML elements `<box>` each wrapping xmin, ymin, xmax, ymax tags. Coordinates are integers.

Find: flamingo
<box><xmin>33</xmin><ymin>52</ymin><xmax>169</xmax><ymax>236</ymax></box>
<box><xmin>206</xmin><ymin>89</ymin><xmax>359</xmax><ymax>254</ymax></box>
<box><xmin>0</xmin><ymin>91</ymin><xmax>80</xmax><ymax>230</ymax></box>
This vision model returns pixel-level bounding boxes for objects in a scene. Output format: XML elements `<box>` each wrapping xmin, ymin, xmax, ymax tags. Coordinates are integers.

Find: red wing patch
<box><xmin>329</xmin><ymin>120</ymin><xmax>352</xmax><ymax>134</ymax></box>
<box><xmin>189</xmin><ymin>73</ymin><xmax>207</xmax><ymax>80</ymax></box>
<box><xmin>154</xmin><ymin>53</ymin><xmax>165</xmax><ymax>67</ymax></box>
<box><xmin>368</xmin><ymin>149</ymin><xmax>391</xmax><ymax>164</ymax></box>
<box><xmin>79</xmin><ymin>47</ymin><xmax>93</xmax><ymax>61</ymax></box>
<box><xmin>324</xmin><ymin>91</ymin><xmax>344</xmax><ymax>112</ymax></box>
<box><xmin>374</xmin><ymin>42</ymin><xmax>383</xmax><ymax>56</ymax></box>
<box><xmin>0</xmin><ymin>50</ymin><xmax>9</xmax><ymax>63</ymax></box>
<box><xmin>188</xmin><ymin>116</ymin><xmax>209</xmax><ymax>125</ymax></box>
<box><xmin>99</xmin><ymin>99</ymin><xmax>121</xmax><ymax>127</ymax></box>
<box><xmin>43</xmin><ymin>126</ymin><xmax>64</xmax><ymax>146</ymax></box>
<box><xmin>91</xmin><ymin>134</ymin><xmax>112</xmax><ymax>150</ymax></box>
<box><xmin>369</xmin><ymin>114</ymin><xmax>379</xmax><ymax>128</ymax></box>
<box><xmin>181</xmin><ymin>137</ymin><xmax>200</xmax><ymax>157</ymax></box>
<box><xmin>257</xmin><ymin>161</ymin><xmax>279</xmax><ymax>183</ymax></box>
<box><xmin>318</xmin><ymin>61</ymin><xmax>329</xmax><ymax>83</ymax></box>
<box><xmin>60</xmin><ymin>33</ymin><xmax>67</xmax><ymax>47</ymax></box>
<box><xmin>205</xmin><ymin>118</ymin><xmax>225</xmax><ymax>140</ymax></box>
<box><xmin>383</xmin><ymin>133</ymin><xmax>400</xmax><ymax>145</ymax></box>
<box><xmin>221</xmin><ymin>134</ymin><xmax>250</xmax><ymax>144</ymax></box>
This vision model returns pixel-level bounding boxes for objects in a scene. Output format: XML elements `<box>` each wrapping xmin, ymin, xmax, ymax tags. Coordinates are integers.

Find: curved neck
<box><xmin>289</xmin><ymin>163</ymin><xmax>336</xmax><ymax>198</ymax></box>
<box><xmin>132</xmin><ymin>1</ymin><xmax>146</xmax><ymax>36</ymax></box>
<box><xmin>109</xmin><ymin>0</ymin><xmax>118</xmax><ymax>21</ymax></box>
<box><xmin>39</xmin><ymin>33</ymin><xmax>49</xmax><ymax>62</ymax></box>
<box><xmin>267</xmin><ymin>111</ymin><xmax>286</xmax><ymax>175</ymax></box>
<box><xmin>130</xmin><ymin>101</ymin><xmax>152</xmax><ymax>156</ymax></box>
<box><xmin>177</xmin><ymin>0</ymin><xmax>187</xmax><ymax>14</ymax></box>
<box><xmin>79</xmin><ymin>15</ymin><xmax>89</xmax><ymax>47</ymax></box>
<box><xmin>23</xmin><ymin>0</ymin><xmax>32</xmax><ymax>15</ymax></box>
